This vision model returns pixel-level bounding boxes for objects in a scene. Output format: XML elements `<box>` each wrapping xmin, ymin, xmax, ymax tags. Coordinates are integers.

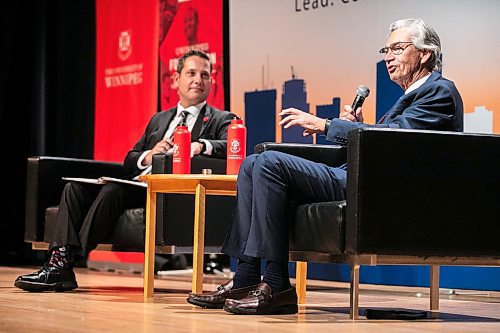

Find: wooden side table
<box><xmin>138</xmin><ymin>174</ymin><xmax>237</xmax><ymax>300</ymax></box>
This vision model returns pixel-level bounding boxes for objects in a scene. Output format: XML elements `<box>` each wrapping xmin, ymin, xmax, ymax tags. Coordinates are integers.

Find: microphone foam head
<box><xmin>357</xmin><ymin>85</ymin><xmax>370</xmax><ymax>98</ymax></box>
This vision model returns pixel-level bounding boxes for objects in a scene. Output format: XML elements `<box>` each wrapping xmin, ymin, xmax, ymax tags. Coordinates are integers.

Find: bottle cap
<box><xmin>231</xmin><ymin>117</ymin><xmax>243</xmax><ymax>124</ymax></box>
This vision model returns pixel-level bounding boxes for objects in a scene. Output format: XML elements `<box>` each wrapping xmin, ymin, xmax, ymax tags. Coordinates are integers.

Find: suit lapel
<box><xmin>191</xmin><ymin>105</ymin><xmax>209</xmax><ymax>141</ymax></box>
<box><xmin>157</xmin><ymin>107</ymin><xmax>177</xmax><ymax>140</ymax></box>
<box><xmin>159</xmin><ymin>104</ymin><xmax>212</xmax><ymax>142</ymax></box>
<box><xmin>378</xmin><ymin>72</ymin><xmax>441</xmax><ymax>124</ymax></box>
<box><xmin>379</xmin><ymin>94</ymin><xmax>407</xmax><ymax>124</ymax></box>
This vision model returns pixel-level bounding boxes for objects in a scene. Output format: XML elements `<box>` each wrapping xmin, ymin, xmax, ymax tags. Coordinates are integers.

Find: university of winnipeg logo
<box><xmin>118</xmin><ymin>31</ymin><xmax>132</xmax><ymax>61</ymax></box>
<box><xmin>230</xmin><ymin>139</ymin><xmax>241</xmax><ymax>154</ymax></box>
<box><xmin>173</xmin><ymin>143</ymin><xmax>180</xmax><ymax>157</ymax></box>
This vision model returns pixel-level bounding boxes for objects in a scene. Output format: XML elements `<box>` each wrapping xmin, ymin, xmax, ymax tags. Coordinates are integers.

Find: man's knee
<box><xmin>254</xmin><ymin>150</ymin><xmax>290</xmax><ymax>171</ymax></box>
<box><xmin>62</xmin><ymin>182</ymin><xmax>85</xmax><ymax>199</ymax></box>
<box><xmin>240</xmin><ymin>153</ymin><xmax>258</xmax><ymax>176</ymax></box>
<box><xmin>98</xmin><ymin>183</ymin><xmax>124</xmax><ymax>201</ymax></box>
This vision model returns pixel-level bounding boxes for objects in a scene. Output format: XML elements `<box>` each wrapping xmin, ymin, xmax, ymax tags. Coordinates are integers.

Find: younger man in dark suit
<box><xmin>15</xmin><ymin>50</ymin><xmax>235</xmax><ymax>292</ymax></box>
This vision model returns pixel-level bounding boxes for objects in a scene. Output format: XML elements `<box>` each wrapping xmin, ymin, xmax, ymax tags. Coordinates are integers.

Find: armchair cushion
<box><xmin>109</xmin><ymin>208</ymin><xmax>145</xmax><ymax>249</ymax></box>
<box><xmin>290</xmin><ymin>201</ymin><xmax>346</xmax><ymax>254</ymax></box>
<box><xmin>43</xmin><ymin>206</ymin><xmax>58</xmax><ymax>243</ymax></box>
<box><xmin>45</xmin><ymin>205</ymin><xmax>145</xmax><ymax>250</ymax></box>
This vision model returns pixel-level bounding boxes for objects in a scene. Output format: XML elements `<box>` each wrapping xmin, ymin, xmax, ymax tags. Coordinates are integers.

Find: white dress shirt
<box><xmin>405</xmin><ymin>74</ymin><xmax>431</xmax><ymax>94</ymax></box>
<box><xmin>133</xmin><ymin>101</ymin><xmax>213</xmax><ymax>179</ymax></box>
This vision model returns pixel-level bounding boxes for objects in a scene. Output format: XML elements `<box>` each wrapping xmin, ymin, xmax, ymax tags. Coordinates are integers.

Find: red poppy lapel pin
<box><xmin>203</xmin><ymin>116</ymin><xmax>209</xmax><ymax>122</ymax></box>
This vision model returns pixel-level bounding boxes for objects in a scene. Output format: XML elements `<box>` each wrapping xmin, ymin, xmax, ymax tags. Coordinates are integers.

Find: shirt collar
<box><xmin>176</xmin><ymin>101</ymin><xmax>206</xmax><ymax>118</ymax></box>
<box><xmin>405</xmin><ymin>74</ymin><xmax>431</xmax><ymax>94</ymax></box>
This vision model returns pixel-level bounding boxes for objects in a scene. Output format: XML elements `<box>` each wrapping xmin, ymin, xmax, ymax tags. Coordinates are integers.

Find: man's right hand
<box><xmin>142</xmin><ymin>139</ymin><xmax>174</xmax><ymax>166</ymax></box>
<box><xmin>279</xmin><ymin>108</ymin><xmax>327</xmax><ymax>136</ymax></box>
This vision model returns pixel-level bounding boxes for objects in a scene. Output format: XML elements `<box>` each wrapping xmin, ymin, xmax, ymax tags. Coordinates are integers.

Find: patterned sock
<box><xmin>262</xmin><ymin>260</ymin><xmax>291</xmax><ymax>294</ymax></box>
<box><xmin>232</xmin><ymin>256</ymin><xmax>261</xmax><ymax>289</ymax></box>
<box><xmin>47</xmin><ymin>246</ymin><xmax>74</xmax><ymax>269</ymax></box>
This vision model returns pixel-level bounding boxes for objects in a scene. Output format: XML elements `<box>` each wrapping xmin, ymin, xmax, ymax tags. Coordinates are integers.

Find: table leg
<box><xmin>350</xmin><ymin>264</ymin><xmax>360</xmax><ymax>320</ymax></box>
<box><xmin>143</xmin><ymin>189</ymin><xmax>157</xmax><ymax>300</ymax></box>
<box><xmin>430</xmin><ymin>265</ymin><xmax>440</xmax><ymax>315</ymax></box>
<box><xmin>192</xmin><ymin>183</ymin><xmax>206</xmax><ymax>294</ymax></box>
<box><xmin>296</xmin><ymin>261</ymin><xmax>307</xmax><ymax>305</ymax></box>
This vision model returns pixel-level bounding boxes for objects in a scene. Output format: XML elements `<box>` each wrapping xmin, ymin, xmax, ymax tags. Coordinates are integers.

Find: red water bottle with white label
<box><xmin>172</xmin><ymin>125</ymin><xmax>191</xmax><ymax>174</ymax></box>
<box><xmin>226</xmin><ymin>117</ymin><xmax>247</xmax><ymax>175</ymax></box>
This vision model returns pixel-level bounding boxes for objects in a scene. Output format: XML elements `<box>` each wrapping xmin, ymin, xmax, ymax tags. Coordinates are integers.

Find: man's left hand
<box><xmin>279</xmin><ymin>108</ymin><xmax>327</xmax><ymax>137</ymax></box>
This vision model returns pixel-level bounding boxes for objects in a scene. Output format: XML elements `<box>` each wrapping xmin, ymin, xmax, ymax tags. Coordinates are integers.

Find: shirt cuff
<box><xmin>136</xmin><ymin>150</ymin><xmax>151</xmax><ymax>169</ymax></box>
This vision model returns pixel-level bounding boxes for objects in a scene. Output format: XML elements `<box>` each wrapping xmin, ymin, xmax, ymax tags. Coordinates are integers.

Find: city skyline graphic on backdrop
<box><xmin>244</xmin><ymin>60</ymin><xmax>493</xmax><ymax>154</ymax></box>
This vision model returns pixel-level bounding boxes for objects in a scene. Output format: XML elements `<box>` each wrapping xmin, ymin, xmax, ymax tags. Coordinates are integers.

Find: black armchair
<box><xmin>255</xmin><ymin>128</ymin><xmax>500</xmax><ymax>319</ymax></box>
<box><xmin>24</xmin><ymin>154</ymin><xmax>234</xmax><ymax>256</ymax></box>
<box><xmin>25</xmin><ymin>156</ymin><xmax>125</xmax><ymax>246</ymax></box>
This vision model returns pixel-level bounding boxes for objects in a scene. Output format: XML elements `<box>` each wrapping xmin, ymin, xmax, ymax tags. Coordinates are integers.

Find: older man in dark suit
<box><xmin>188</xmin><ymin>18</ymin><xmax>463</xmax><ymax>315</ymax></box>
<box><xmin>15</xmin><ymin>50</ymin><xmax>235</xmax><ymax>292</ymax></box>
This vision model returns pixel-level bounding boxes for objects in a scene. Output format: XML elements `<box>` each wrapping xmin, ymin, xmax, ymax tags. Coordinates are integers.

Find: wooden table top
<box><xmin>139</xmin><ymin>174</ymin><xmax>238</xmax><ymax>195</ymax></box>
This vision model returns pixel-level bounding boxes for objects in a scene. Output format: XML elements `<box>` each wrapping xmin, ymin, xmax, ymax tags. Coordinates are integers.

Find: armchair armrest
<box><xmin>254</xmin><ymin>142</ymin><xmax>347</xmax><ymax>167</ymax></box>
<box><xmin>25</xmin><ymin>156</ymin><xmax>125</xmax><ymax>242</ymax></box>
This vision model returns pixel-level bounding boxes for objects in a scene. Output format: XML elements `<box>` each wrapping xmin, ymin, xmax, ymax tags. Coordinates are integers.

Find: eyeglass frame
<box><xmin>379</xmin><ymin>41</ymin><xmax>414</xmax><ymax>56</ymax></box>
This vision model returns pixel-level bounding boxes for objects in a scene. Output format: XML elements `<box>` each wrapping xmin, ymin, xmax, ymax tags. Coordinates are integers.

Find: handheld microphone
<box><xmin>351</xmin><ymin>85</ymin><xmax>370</xmax><ymax>121</ymax></box>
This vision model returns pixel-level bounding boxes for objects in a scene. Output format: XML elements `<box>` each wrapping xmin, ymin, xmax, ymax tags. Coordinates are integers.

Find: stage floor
<box><xmin>1</xmin><ymin>266</ymin><xmax>500</xmax><ymax>332</ymax></box>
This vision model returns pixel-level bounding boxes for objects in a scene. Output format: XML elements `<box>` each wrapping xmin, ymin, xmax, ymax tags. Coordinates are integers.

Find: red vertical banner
<box><xmin>159</xmin><ymin>0</ymin><xmax>224</xmax><ymax>110</ymax></box>
<box><xmin>95</xmin><ymin>0</ymin><xmax>159</xmax><ymax>162</ymax></box>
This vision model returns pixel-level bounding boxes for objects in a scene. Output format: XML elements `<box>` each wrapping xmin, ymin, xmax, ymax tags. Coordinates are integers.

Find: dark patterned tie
<box><xmin>169</xmin><ymin>110</ymin><xmax>190</xmax><ymax>139</ymax></box>
<box><xmin>179</xmin><ymin>110</ymin><xmax>189</xmax><ymax>126</ymax></box>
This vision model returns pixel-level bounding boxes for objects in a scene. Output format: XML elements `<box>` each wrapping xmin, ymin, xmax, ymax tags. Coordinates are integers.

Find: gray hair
<box><xmin>390</xmin><ymin>18</ymin><xmax>442</xmax><ymax>72</ymax></box>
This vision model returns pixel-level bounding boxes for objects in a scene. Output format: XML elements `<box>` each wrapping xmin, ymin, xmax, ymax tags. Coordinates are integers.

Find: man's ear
<box><xmin>172</xmin><ymin>72</ymin><xmax>180</xmax><ymax>89</ymax></box>
<box><xmin>420</xmin><ymin>49</ymin><xmax>432</xmax><ymax>67</ymax></box>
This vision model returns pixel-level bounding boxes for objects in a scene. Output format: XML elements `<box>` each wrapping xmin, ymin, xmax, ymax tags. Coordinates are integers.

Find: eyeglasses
<box><xmin>379</xmin><ymin>42</ymin><xmax>413</xmax><ymax>56</ymax></box>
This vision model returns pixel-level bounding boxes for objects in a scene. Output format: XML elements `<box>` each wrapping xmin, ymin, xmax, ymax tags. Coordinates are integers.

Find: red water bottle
<box><xmin>172</xmin><ymin>125</ymin><xmax>191</xmax><ymax>174</ymax></box>
<box><xmin>226</xmin><ymin>117</ymin><xmax>247</xmax><ymax>175</ymax></box>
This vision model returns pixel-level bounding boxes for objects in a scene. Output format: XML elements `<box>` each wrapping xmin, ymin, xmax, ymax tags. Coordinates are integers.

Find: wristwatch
<box><xmin>324</xmin><ymin>118</ymin><xmax>332</xmax><ymax>134</ymax></box>
<box><xmin>198</xmin><ymin>140</ymin><xmax>207</xmax><ymax>154</ymax></box>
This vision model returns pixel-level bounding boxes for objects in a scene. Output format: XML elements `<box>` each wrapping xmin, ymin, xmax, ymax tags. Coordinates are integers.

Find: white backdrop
<box><xmin>230</xmin><ymin>0</ymin><xmax>500</xmax><ymax>134</ymax></box>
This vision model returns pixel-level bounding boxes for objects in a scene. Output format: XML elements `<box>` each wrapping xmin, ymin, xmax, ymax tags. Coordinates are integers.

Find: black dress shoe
<box><xmin>14</xmin><ymin>265</ymin><xmax>78</xmax><ymax>292</ymax></box>
<box><xmin>187</xmin><ymin>279</ymin><xmax>258</xmax><ymax>309</ymax></box>
<box><xmin>223</xmin><ymin>282</ymin><xmax>298</xmax><ymax>315</ymax></box>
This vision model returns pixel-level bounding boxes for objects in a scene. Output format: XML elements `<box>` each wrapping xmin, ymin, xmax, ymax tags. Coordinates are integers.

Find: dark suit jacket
<box><xmin>326</xmin><ymin>71</ymin><xmax>464</xmax><ymax>145</ymax></box>
<box><xmin>123</xmin><ymin>105</ymin><xmax>235</xmax><ymax>177</ymax></box>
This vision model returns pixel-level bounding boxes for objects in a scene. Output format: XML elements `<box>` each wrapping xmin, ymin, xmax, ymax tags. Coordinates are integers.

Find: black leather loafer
<box><xmin>14</xmin><ymin>266</ymin><xmax>78</xmax><ymax>292</ymax></box>
<box><xmin>187</xmin><ymin>279</ymin><xmax>258</xmax><ymax>309</ymax></box>
<box><xmin>223</xmin><ymin>282</ymin><xmax>298</xmax><ymax>315</ymax></box>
